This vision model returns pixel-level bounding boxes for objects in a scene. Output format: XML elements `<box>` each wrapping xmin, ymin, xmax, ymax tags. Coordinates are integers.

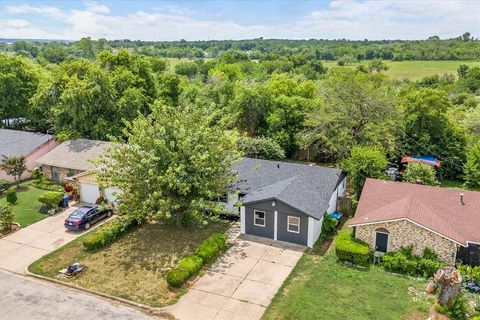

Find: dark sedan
<box><xmin>64</xmin><ymin>205</ymin><xmax>112</xmax><ymax>231</ymax></box>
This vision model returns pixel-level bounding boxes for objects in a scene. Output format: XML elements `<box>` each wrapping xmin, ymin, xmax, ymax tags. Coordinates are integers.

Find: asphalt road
<box><xmin>0</xmin><ymin>271</ymin><xmax>155</xmax><ymax>320</ymax></box>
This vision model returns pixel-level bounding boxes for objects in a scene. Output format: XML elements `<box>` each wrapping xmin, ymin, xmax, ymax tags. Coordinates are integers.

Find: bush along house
<box><xmin>350</xmin><ymin>179</ymin><xmax>480</xmax><ymax>266</ymax></box>
<box><xmin>222</xmin><ymin>158</ymin><xmax>347</xmax><ymax>247</ymax></box>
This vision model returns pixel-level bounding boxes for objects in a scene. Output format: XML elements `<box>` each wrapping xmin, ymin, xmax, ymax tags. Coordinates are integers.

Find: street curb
<box><xmin>24</xmin><ymin>269</ymin><xmax>173</xmax><ymax>318</ymax></box>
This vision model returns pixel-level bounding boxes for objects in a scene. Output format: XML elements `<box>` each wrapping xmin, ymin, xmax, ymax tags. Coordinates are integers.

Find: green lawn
<box><xmin>0</xmin><ymin>181</ymin><xmax>48</xmax><ymax>227</ymax></box>
<box><xmin>29</xmin><ymin>220</ymin><xmax>230</xmax><ymax>307</ymax></box>
<box><xmin>440</xmin><ymin>179</ymin><xmax>480</xmax><ymax>192</ymax></box>
<box><xmin>324</xmin><ymin>60</ymin><xmax>480</xmax><ymax>80</ymax></box>
<box><xmin>263</xmin><ymin>246</ymin><xmax>432</xmax><ymax>320</ymax></box>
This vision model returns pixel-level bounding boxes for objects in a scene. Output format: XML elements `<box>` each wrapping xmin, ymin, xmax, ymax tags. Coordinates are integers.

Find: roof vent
<box><xmin>460</xmin><ymin>193</ymin><xmax>465</xmax><ymax>205</ymax></box>
<box><xmin>277</xmin><ymin>164</ymin><xmax>280</xmax><ymax>169</ymax></box>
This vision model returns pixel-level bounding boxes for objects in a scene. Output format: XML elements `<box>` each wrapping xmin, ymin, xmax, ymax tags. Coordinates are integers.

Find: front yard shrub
<box><xmin>436</xmin><ymin>295</ymin><xmax>469</xmax><ymax>320</ymax></box>
<box><xmin>195</xmin><ymin>239</ymin><xmax>220</xmax><ymax>263</ymax></box>
<box><xmin>458</xmin><ymin>265</ymin><xmax>480</xmax><ymax>284</ymax></box>
<box><xmin>211</xmin><ymin>233</ymin><xmax>228</xmax><ymax>249</ymax></box>
<box><xmin>33</xmin><ymin>177</ymin><xmax>64</xmax><ymax>192</ymax></box>
<box><xmin>321</xmin><ymin>212</ymin><xmax>338</xmax><ymax>239</ymax></box>
<box><xmin>6</xmin><ymin>189</ymin><xmax>17</xmax><ymax>205</ymax></box>
<box><xmin>0</xmin><ymin>204</ymin><xmax>14</xmax><ymax>230</ymax></box>
<box><xmin>38</xmin><ymin>191</ymin><xmax>63</xmax><ymax>209</ymax></box>
<box><xmin>335</xmin><ymin>231</ymin><xmax>371</xmax><ymax>266</ymax></box>
<box><xmin>0</xmin><ymin>179</ymin><xmax>9</xmax><ymax>193</ymax></box>
<box><xmin>382</xmin><ymin>246</ymin><xmax>444</xmax><ymax>278</ymax></box>
<box><xmin>166</xmin><ymin>267</ymin><xmax>190</xmax><ymax>288</ymax></box>
<box><xmin>82</xmin><ymin>215</ymin><xmax>137</xmax><ymax>251</ymax></box>
<box><xmin>178</xmin><ymin>255</ymin><xmax>203</xmax><ymax>276</ymax></box>
<box><xmin>30</xmin><ymin>168</ymin><xmax>42</xmax><ymax>180</ymax></box>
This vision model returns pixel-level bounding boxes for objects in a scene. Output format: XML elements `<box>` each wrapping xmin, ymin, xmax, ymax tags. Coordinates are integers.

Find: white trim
<box><xmin>253</xmin><ymin>210</ymin><xmax>266</xmax><ymax>227</ymax></box>
<box><xmin>240</xmin><ymin>206</ymin><xmax>246</xmax><ymax>234</ymax></box>
<box><xmin>274</xmin><ymin>211</ymin><xmax>278</xmax><ymax>240</ymax></box>
<box><xmin>351</xmin><ymin>217</ymin><xmax>464</xmax><ymax>246</ymax></box>
<box><xmin>373</xmin><ymin>230</ymin><xmax>390</xmax><ymax>253</ymax></box>
<box><xmin>307</xmin><ymin>217</ymin><xmax>314</xmax><ymax>247</ymax></box>
<box><xmin>287</xmin><ymin>216</ymin><xmax>300</xmax><ymax>234</ymax></box>
<box><xmin>466</xmin><ymin>241</ymin><xmax>480</xmax><ymax>246</ymax></box>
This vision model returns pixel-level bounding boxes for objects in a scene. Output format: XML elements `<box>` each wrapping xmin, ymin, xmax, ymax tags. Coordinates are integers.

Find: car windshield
<box><xmin>69</xmin><ymin>210</ymin><xmax>87</xmax><ymax>219</ymax></box>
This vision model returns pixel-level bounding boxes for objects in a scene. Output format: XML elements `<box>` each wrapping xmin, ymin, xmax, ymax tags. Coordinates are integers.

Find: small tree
<box><xmin>341</xmin><ymin>146</ymin><xmax>388</xmax><ymax>197</ymax></box>
<box><xmin>1</xmin><ymin>156</ymin><xmax>27</xmax><ymax>186</ymax></box>
<box><xmin>464</xmin><ymin>143</ymin><xmax>480</xmax><ymax>189</ymax></box>
<box><xmin>38</xmin><ymin>191</ymin><xmax>63</xmax><ymax>210</ymax></box>
<box><xmin>0</xmin><ymin>204</ymin><xmax>14</xmax><ymax>230</ymax></box>
<box><xmin>403</xmin><ymin>162</ymin><xmax>439</xmax><ymax>186</ymax></box>
<box><xmin>238</xmin><ymin>136</ymin><xmax>285</xmax><ymax>160</ymax></box>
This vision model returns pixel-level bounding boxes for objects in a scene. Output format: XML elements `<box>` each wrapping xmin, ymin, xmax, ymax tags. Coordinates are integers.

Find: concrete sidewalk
<box><xmin>0</xmin><ymin>205</ymin><xmax>92</xmax><ymax>273</ymax></box>
<box><xmin>168</xmin><ymin>235</ymin><xmax>304</xmax><ymax>320</ymax></box>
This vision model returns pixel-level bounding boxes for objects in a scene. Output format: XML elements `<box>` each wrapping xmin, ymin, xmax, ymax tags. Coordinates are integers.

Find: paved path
<box><xmin>0</xmin><ymin>205</ymin><xmax>96</xmax><ymax>274</ymax></box>
<box><xmin>168</xmin><ymin>235</ymin><xmax>305</xmax><ymax>320</ymax></box>
<box><xmin>0</xmin><ymin>270</ymin><xmax>154</xmax><ymax>320</ymax></box>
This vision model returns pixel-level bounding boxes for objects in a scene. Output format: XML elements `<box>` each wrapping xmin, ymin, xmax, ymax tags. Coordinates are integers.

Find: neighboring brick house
<box><xmin>36</xmin><ymin>139</ymin><xmax>111</xmax><ymax>182</ymax></box>
<box><xmin>0</xmin><ymin>129</ymin><xmax>58</xmax><ymax>182</ymax></box>
<box><xmin>350</xmin><ymin>179</ymin><xmax>480</xmax><ymax>266</ymax></box>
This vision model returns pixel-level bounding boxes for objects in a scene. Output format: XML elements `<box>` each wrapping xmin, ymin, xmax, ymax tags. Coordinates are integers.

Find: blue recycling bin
<box><xmin>60</xmin><ymin>195</ymin><xmax>70</xmax><ymax>208</ymax></box>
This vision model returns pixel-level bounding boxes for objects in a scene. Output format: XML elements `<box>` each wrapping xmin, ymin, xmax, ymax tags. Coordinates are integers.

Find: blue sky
<box><xmin>1</xmin><ymin>1</ymin><xmax>479</xmax><ymax>40</ymax></box>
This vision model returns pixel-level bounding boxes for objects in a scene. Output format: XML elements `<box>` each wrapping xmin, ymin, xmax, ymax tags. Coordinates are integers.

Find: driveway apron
<box><xmin>168</xmin><ymin>235</ymin><xmax>305</xmax><ymax>320</ymax></box>
<box><xmin>0</xmin><ymin>205</ymin><xmax>97</xmax><ymax>274</ymax></box>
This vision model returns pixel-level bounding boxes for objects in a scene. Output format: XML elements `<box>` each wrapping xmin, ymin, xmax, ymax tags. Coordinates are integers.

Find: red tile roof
<box><xmin>350</xmin><ymin>179</ymin><xmax>480</xmax><ymax>246</ymax></box>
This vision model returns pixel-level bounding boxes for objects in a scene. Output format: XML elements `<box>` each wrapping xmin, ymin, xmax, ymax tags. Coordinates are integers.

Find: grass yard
<box><xmin>440</xmin><ymin>179</ymin><xmax>480</xmax><ymax>192</ymax></box>
<box><xmin>263</xmin><ymin>237</ymin><xmax>432</xmax><ymax>320</ymax></box>
<box><xmin>324</xmin><ymin>60</ymin><xmax>480</xmax><ymax>80</ymax></box>
<box><xmin>29</xmin><ymin>220</ymin><xmax>230</xmax><ymax>307</ymax></box>
<box><xmin>0</xmin><ymin>181</ymin><xmax>47</xmax><ymax>227</ymax></box>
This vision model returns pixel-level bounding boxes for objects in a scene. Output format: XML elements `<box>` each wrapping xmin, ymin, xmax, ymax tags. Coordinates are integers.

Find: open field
<box><xmin>324</xmin><ymin>60</ymin><xmax>480</xmax><ymax>80</ymax></box>
<box><xmin>29</xmin><ymin>220</ymin><xmax>230</xmax><ymax>307</ymax></box>
<box><xmin>0</xmin><ymin>181</ymin><xmax>47</xmax><ymax>227</ymax></box>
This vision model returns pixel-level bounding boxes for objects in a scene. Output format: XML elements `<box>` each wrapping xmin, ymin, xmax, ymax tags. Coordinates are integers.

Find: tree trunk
<box><xmin>176</xmin><ymin>211</ymin><xmax>185</xmax><ymax>228</ymax></box>
<box><xmin>434</xmin><ymin>267</ymin><xmax>463</xmax><ymax>306</ymax></box>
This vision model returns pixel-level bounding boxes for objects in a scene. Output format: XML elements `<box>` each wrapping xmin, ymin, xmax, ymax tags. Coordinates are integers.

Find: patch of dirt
<box><xmin>0</xmin><ymin>224</ymin><xmax>20</xmax><ymax>239</ymax></box>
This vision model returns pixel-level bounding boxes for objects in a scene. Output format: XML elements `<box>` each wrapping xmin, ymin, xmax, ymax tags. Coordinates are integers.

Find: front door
<box><xmin>375</xmin><ymin>232</ymin><xmax>389</xmax><ymax>253</ymax></box>
<box><xmin>51</xmin><ymin>166</ymin><xmax>60</xmax><ymax>182</ymax></box>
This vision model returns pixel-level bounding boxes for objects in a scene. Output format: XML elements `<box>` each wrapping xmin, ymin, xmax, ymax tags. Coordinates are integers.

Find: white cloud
<box><xmin>1</xmin><ymin>1</ymin><xmax>479</xmax><ymax>40</ymax></box>
<box><xmin>3</xmin><ymin>19</ymin><xmax>30</xmax><ymax>28</ymax></box>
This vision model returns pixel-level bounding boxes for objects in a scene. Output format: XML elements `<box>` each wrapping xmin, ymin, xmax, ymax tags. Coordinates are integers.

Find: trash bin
<box><xmin>60</xmin><ymin>195</ymin><xmax>70</xmax><ymax>208</ymax></box>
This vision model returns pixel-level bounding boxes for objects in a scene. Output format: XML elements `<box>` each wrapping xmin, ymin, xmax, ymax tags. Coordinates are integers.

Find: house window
<box><xmin>254</xmin><ymin>210</ymin><xmax>266</xmax><ymax>227</ymax></box>
<box><xmin>287</xmin><ymin>216</ymin><xmax>300</xmax><ymax>233</ymax></box>
<box><xmin>51</xmin><ymin>166</ymin><xmax>60</xmax><ymax>182</ymax></box>
<box><xmin>374</xmin><ymin>228</ymin><xmax>390</xmax><ymax>253</ymax></box>
<box><xmin>67</xmin><ymin>169</ymin><xmax>77</xmax><ymax>177</ymax></box>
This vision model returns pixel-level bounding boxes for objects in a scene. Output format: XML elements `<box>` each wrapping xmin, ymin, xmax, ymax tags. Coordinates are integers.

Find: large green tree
<box><xmin>305</xmin><ymin>68</ymin><xmax>399</xmax><ymax>161</ymax></box>
<box><xmin>97</xmin><ymin>103</ymin><xmax>239</xmax><ymax>227</ymax></box>
<box><xmin>403</xmin><ymin>162</ymin><xmax>438</xmax><ymax>186</ymax></box>
<box><xmin>401</xmin><ymin>88</ymin><xmax>466</xmax><ymax>178</ymax></box>
<box><xmin>0</xmin><ymin>54</ymin><xmax>39</xmax><ymax>126</ymax></box>
<box><xmin>463</xmin><ymin>143</ymin><xmax>480</xmax><ymax>189</ymax></box>
<box><xmin>340</xmin><ymin>146</ymin><xmax>388</xmax><ymax>197</ymax></box>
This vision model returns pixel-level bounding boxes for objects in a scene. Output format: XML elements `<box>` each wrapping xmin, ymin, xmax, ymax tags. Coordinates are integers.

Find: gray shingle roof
<box><xmin>0</xmin><ymin>129</ymin><xmax>55</xmax><ymax>158</ymax></box>
<box><xmin>232</xmin><ymin>158</ymin><xmax>346</xmax><ymax>219</ymax></box>
<box><xmin>36</xmin><ymin>139</ymin><xmax>111</xmax><ymax>171</ymax></box>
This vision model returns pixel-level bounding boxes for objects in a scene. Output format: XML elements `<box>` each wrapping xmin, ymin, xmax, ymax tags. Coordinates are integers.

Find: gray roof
<box><xmin>0</xmin><ymin>129</ymin><xmax>55</xmax><ymax>158</ymax></box>
<box><xmin>232</xmin><ymin>158</ymin><xmax>346</xmax><ymax>219</ymax></box>
<box><xmin>36</xmin><ymin>139</ymin><xmax>111</xmax><ymax>171</ymax></box>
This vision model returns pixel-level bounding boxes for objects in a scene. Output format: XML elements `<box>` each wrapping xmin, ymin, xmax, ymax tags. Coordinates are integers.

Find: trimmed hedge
<box><xmin>166</xmin><ymin>232</ymin><xmax>228</xmax><ymax>288</ymax></box>
<box><xmin>33</xmin><ymin>177</ymin><xmax>64</xmax><ymax>192</ymax></box>
<box><xmin>166</xmin><ymin>268</ymin><xmax>190</xmax><ymax>288</ymax></box>
<box><xmin>38</xmin><ymin>191</ymin><xmax>63</xmax><ymax>208</ymax></box>
<box><xmin>82</xmin><ymin>215</ymin><xmax>137</xmax><ymax>251</ymax></box>
<box><xmin>335</xmin><ymin>230</ymin><xmax>371</xmax><ymax>266</ymax></box>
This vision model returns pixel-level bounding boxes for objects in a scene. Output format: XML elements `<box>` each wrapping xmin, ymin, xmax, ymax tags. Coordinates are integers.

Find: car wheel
<box><xmin>107</xmin><ymin>210</ymin><xmax>112</xmax><ymax>217</ymax></box>
<box><xmin>84</xmin><ymin>222</ymin><xmax>90</xmax><ymax>230</ymax></box>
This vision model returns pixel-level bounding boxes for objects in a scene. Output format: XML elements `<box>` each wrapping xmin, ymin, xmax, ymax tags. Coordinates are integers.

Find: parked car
<box><xmin>64</xmin><ymin>205</ymin><xmax>112</xmax><ymax>230</ymax></box>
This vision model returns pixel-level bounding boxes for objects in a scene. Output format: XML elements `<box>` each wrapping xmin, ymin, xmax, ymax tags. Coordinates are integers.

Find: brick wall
<box><xmin>355</xmin><ymin>220</ymin><xmax>458</xmax><ymax>265</ymax></box>
<box><xmin>41</xmin><ymin>165</ymin><xmax>83</xmax><ymax>182</ymax></box>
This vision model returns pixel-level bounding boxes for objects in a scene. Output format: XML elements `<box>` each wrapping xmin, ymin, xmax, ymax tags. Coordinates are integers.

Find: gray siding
<box><xmin>244</xmin><ymin>199</ymin><xmax>309</xmax><ymax>245</ymax></box>
<box><xmin>277</xmin><ymin>212</ymin><xmax>308</xmax><ymax>246</ymax></box>
<box><xmin>245</xmin><ymin>202</ymin><xmax>274</xmax><ymax>239</ymax></box>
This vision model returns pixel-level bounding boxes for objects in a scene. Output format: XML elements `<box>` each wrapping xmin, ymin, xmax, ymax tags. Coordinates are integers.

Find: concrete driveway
<box><xmin>0</xmin><ymin>270</ymin><xmax>153</xmax><ymax>320</ymax></box>
<box><xmin>0</xmin><ymin>205</ymin><xmax>94</xmax><ymax>274</ymax></box>
<box><xmin>169</xmin><ymin>235</ymin><xmax>304</xmax><ymax>320</ymax></box>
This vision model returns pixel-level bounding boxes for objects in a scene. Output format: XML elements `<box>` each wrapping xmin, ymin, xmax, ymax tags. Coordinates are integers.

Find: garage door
<box><xmin>105</xmin><ymin>187</ymin><xmax>122</xmax><ymax>204</ymax></box>
<box><xmin>80</xmin><ymin>182</ymin><xmax>101</xmax><ymax>204</ymax></box>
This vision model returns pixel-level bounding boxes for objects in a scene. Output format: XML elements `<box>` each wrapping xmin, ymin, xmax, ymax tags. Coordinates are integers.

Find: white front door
<box><xmin>80</xmin><ymin>182</ymin><xmax>101</xmax><ymax>204</ymax></box>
